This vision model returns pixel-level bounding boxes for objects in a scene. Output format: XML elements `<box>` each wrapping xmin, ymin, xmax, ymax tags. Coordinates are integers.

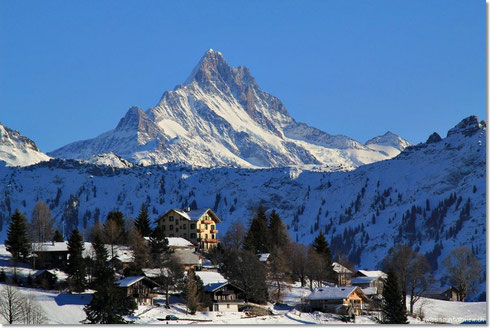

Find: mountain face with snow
<box><xmin>0</xmin><ymin>116</ymin><xmax>486</xmax><ymax>299</ymax></box>
<box><xmin>365</xmin><ymin>131</ymin><xmax>413</xmax><ymax>158</ymax></box>
<box><xmin>0</xmin><ymin>122</ymin><xmax>50</xmax><ymax>167</ymax></box>
<box><xmin>49</xmin><ymin>50</ymin><xmax>411</xmax><ymax>170</ymax></box>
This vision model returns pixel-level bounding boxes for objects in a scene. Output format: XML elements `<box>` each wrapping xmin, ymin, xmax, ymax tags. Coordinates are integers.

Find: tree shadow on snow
<box><xmin>55</xmin><ymin>293</ymin><xmax>93</xmax><ymax>306</ymax></box>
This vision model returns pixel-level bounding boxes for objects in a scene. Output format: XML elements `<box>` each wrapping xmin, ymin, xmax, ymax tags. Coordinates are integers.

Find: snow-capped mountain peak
<box><xmin>0</xmin><ymin>122</ymin><xmax>50</xmax><ymax>167</ymax></box>
<box><xmin>365</xmin><ymin>131</ymin><xmax>412</xmax><ymax>158</ymax></box>
<box><xmin>50</xmin><ymin>50</ymin><xmax>412</xmax><ymax>170</ymax></box>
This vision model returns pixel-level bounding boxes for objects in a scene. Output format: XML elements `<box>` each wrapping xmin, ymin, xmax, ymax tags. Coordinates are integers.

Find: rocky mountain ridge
<box><xmin>49</xmin><ymin>49</ymin><xmax>411</xmax><ymax>170</ymax></box>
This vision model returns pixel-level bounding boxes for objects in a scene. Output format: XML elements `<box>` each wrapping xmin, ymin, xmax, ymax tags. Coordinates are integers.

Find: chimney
<box><xmin>186</xmin><ymin>207</ymin><xmax>191</xmax><ymax>212</ymax></box>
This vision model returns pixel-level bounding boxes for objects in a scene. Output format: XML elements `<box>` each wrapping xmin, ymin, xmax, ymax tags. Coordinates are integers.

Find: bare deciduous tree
<box><xmin>286</xmin><ymin>242</ymin><xmax>309</xmax><ymax>287</ymax></box>
<box><xmin>0</xmin><ymin>284</ymin><xmax>45</xmax><ymax>324</ymax></box>
<box><xmin>221</xmin><ymin>220</ymin><xmax>246</xmax><ymax>251</ymax></box>
<box><xmin>305</xmin><ymin>248</ymin><xmax>325</xmax><ymax>291</ymax></box>
<box><xmin>21</xmin><ymin>293</ymin><xmax>47</xmax><ymax>325</ymax></box>
<box><xmin>407</xmin><ymin>253</ymin><xmax>433</xmax><ymax>314</ymax></box>
<box><xmin>29</xmin><ymin>201</ymin><xmax>55</xmax><ymax>243</ymax></box>
<box><xmin>442</xmin><ymin>246</ymin><xmax>482</xmax><ymax>302</ymax></box>
<box><xmin>267</xmin><ymin>247</ymin><xmax>290</xmax><ymax>302</ymax></box>
<box><xmin>0</xmin><ymin>283</ymin><xmax>24</xmax><ymax>324</ymax></box>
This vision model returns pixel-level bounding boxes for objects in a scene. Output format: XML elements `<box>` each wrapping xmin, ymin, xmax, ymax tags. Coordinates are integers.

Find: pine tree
<box><xmin>66</xmin><ymin>229</ymin><xmax>87</xmax><ymax>292</ymax></box>
<box><xmin>149</xmin><ymin>226</ymin><xmax>170</xmax><ymax>266</ymax></box>
<box><xmin>312</xmin><ymin>232</ymin><xmax>335</xmax><ymax>283</ymax></box>
<box><xmin>268</xmin><ymin>210</ymin><xmax>289</xmax><ymax>250</ymax></box>
<box><xmin>52</xmin><ymin>230</ymin><xmax>64</xmax><ymax>242</ymax></box>
<box><xmin>243</xmin><ymin>204</ymin><xmax>270</xmax><ymax>253</ymax></box>
<box><xmin>134</xmin><ymin>204</ymin><xmax>152</xmax><ymax>237</ymax></box>
<box><xmin>185</xmin><ymin>269</ymin><xmax>199</xmax><ymax>315</ymax></box>
<box><xmin>5</xmin><ymin>210</ymin><xmax>30</xmax><ymax>266</ymax></box>
<box><xmin>84</xmin><ymin>236</ymin><xmax>136</xmax><ymax>324</ymax></box>
<box><xmin>382</xmin><ymin>268</ymin><xmax>408</xmax><ymax>324</ymax></box>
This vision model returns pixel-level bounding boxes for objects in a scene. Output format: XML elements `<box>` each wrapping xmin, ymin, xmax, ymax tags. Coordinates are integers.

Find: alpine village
<box><xmin>0</xmin><ymin>198</ymin><xmax>483</xmax><ymax>324</ymax></box>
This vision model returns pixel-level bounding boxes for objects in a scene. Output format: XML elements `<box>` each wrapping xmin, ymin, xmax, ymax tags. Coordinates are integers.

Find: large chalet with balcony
<box><xmin>157</xmin><ymin>208</ymin><xmax>220</xmax><ymax>252</ymax></box>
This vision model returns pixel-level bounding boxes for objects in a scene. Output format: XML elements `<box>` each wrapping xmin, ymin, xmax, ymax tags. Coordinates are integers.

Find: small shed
<box><xmin>442</xmin><ymin>287</ymin><xmax>459</xmax><ymax>301</ymax></box>
<box><xmin>116</xmin><ymin>276</ymin><xmax>160</xmax><ymax>306</ymax></box>
<box><xmin>32</xmin><ymin>270</ymin><xmax>58</xmax><ymax>289</ymax></box>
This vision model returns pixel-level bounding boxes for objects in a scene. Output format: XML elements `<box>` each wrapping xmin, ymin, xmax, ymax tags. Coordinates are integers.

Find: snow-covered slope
<box><xmin>0</xmin><ymin>122</ymin><xmax>50</xmax><ymax>167</ymax></box>
<box><xmin>49</xmin><ymin>49</ymin><xmax>410</xmax><ymax>170</ymax></box>
<box><xmin>0</xmin><ymin>116</ymin><xmax>485</xmax><ymax>299</ymax></box>
<box><xmin>365</xmin><ymin>131</ymin><xmax>412</xmax><ymax>158</ymax></box>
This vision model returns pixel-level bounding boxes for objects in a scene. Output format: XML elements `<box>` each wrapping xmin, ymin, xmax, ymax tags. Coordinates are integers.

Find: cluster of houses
<box><xmin>26</xmin><ymin>207</ymin><xmax>245</xmax><ymax>312</ymax></box>
<box><xmin>23</xmin><ymin>207</ymin><xmax>459</xmax><ymax>316</ymax></box>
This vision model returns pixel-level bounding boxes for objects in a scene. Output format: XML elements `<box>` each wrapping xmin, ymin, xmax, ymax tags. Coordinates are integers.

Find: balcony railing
<box><xmin>211</xmin><ymin>229</ymin><xmax>218</xmax><ymax>233</ymax></box>
<box><xmin>202</xmin><ymin>238</ymin><xmax>218</xmax><ymax>243</ymax></box>
<box><xmin>202</xmin><ymin>220</ymin><xmax>214</xmax><ymax>224</ymax></box>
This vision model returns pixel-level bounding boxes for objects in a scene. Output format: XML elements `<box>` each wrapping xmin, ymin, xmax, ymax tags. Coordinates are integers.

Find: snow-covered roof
<box><xmin>351</xmin><ymin>277</ymin><xmax>378</xmax><ymax>284</ymax></box>
<box><xmin>165</xmin><ymin>208</ymin><xmax>221</xmax><ymax>223</ymax></box>
<box><xmin>174</xmin><ymin>249</ymin><xmax>201</xmax><ymax>265</ymax></box>
<box><xmin>332</xmin><ymin>262</ymin><xmax>352</xmax><ymax>274</ymax></box>
<box><xmin>356</xmin><ymin>270</ymin><xmax>387</xmax><ymax>279</ymax></box>
<box><xmin>361</xmin><ymin>287</ymin><xmax>378</xmax><ymax>296</ymax></box>
<box><xmin>167</xmin><ymin>237</ymin><xmax>194</xmax><ymax>247</ymax></box>
<box><xmin>195</xmin><ymin>271</ymin><xmax>227</xmax><ymax>286</ymax></box>
<box><xmin>201</xmin><ymin>259</ymin><xmax>216</xmax><ymax>268</ymax></box>
<box><xmin>259</xmin><ymin>253</ymin><xmax>270</xmax><ymax>262</ymax></box>
<box><xmin>305</xmin><ymin>286</ymin><xmax>360</xmax><ymax>301</ymax></box>
<box><xmin>204</xmin><ymin>282</ymin><xmax>229</xmax><ymax>292</ymax></box>
<box><xmin>31</xmin><ymin>242</ymin><xmax>69</xmax><ymax>252</ymax></box>
<box><xmin>116</xmin><ymin>276</ymin><xmax>145</xmax><ymax>287</ymax></box>
<box><xmin>116</xmin><ymin>276</ymin><xmax>159</xmax><ymax>288</ymax></box>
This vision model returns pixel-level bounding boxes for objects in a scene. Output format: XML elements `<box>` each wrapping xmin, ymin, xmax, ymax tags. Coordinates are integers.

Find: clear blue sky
<box><xmin>0</xmin><ymin>0</ymin><xmax>485</xmax><ymax>152</ymax></box>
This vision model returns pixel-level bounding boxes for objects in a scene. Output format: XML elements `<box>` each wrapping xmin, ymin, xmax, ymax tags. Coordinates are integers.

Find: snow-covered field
<box><xmin>0</xmin><ymin>278</ymin><xmax>485</xmax><ymax>325</ymax></box>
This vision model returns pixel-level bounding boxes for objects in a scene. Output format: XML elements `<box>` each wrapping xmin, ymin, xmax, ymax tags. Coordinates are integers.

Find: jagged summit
<box><xmin>50</xmin><ymin>50</ymin><xmax>412</xmax><ymax>169</ymax></box>
<box><xmin>0</xmin><ymin>122</ymin><xmax>50</xmax><ymax>166</ymax></box>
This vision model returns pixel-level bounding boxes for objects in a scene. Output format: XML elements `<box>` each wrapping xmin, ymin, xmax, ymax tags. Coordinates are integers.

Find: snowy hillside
<box><xmin>0</xmin><ymin>122</ymin><xmax>50</xmax><ymax>167</ymax></box>
<box><xmin>0</xmin><ymin>115</ymin><xmax>485</xmax><ymax>298</ymax></box>
<box><xmin>49</xmin><ymin>50</ymin><xmax>410</xmax><ymax>169</ymax></box>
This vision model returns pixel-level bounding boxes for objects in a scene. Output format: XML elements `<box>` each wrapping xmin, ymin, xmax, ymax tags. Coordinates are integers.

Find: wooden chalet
<box><xmin>303</xmin><ymin>286</ymin><xmax>368</xmax><ymax>316</ymax></box>
<box><xmin>203</xmin><ymin>282</ymin><xmax>245</xmax><ymax>312</ymax></box>
<box><xmin>352</xmin><ymin>270</ymin><xmax>387</xmax><ymax>295</ymax></box>
<box><xmin>116</xmin><ymin>276</ymin><xmax>160</xmax><ymax>306</ymax></box>
<box><xmin>29</xmin><ymin>242</ymin><xmax>70</xmax><ymax>269</ymax></box>
<box><xmin>332</xmin><ymin>262</ymin><xmax>352</xmax><ymax>286</ymax></box>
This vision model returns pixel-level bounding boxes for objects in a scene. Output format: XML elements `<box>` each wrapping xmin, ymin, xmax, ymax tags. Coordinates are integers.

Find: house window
<box><xmin>227</xmin><ymin>304</ymin><xmax>230</xmax><ymax>309</ymax></box>
<box><xmin>205</xmin><ymin>234</ymin><xmax>208</xmax><ymax>239</ymax></box>
<box><xmin>176</xmin><ymin>228</ymin><xmax>179</xmax><ymax>232</ymax></box>
<box><xmin>211</xmin><ymin>225</ymin><xmax>215</xmax><ymax>231</ymax></box>
<box><xmin>162</xmin><ymin>225</ymin><xmax>166</xmax><ymax>231</ymax></box>
<box><xmin>169</xmin><ymin>216</ymin><xmax>174</xmax><ymax>221</ymax></box>
<box><xmin>170</xmin><ymin>225</ymin><xmax>174</xmax><ymax>230</ymax></box>
<box><xmin>205</xmin><ymin>224</ymin><xmax>208</xmax><ymax>230</ymax></box>
<box><xmin>191</xmin><ymin>224</ymin><xmax>195</xmax><ymax>229</ymax></box>
<box><xmin>183</xmin><ymin>233</ymin><xmax>187</xmax><ymax>238</ymax></box>
<box><xmin>191</xmin><ymin>233</ymin><xmax>196</xmax><ymax>238</ymax></box>
<box><xmin>212</xmin><ymin>234</ymin><xmax>215</xmax><ymax>239</ymax></box>
<box><xmin>183</xmin><ymin>224</ymin><xmax>187</xmax><ymax>229</ymax></box>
